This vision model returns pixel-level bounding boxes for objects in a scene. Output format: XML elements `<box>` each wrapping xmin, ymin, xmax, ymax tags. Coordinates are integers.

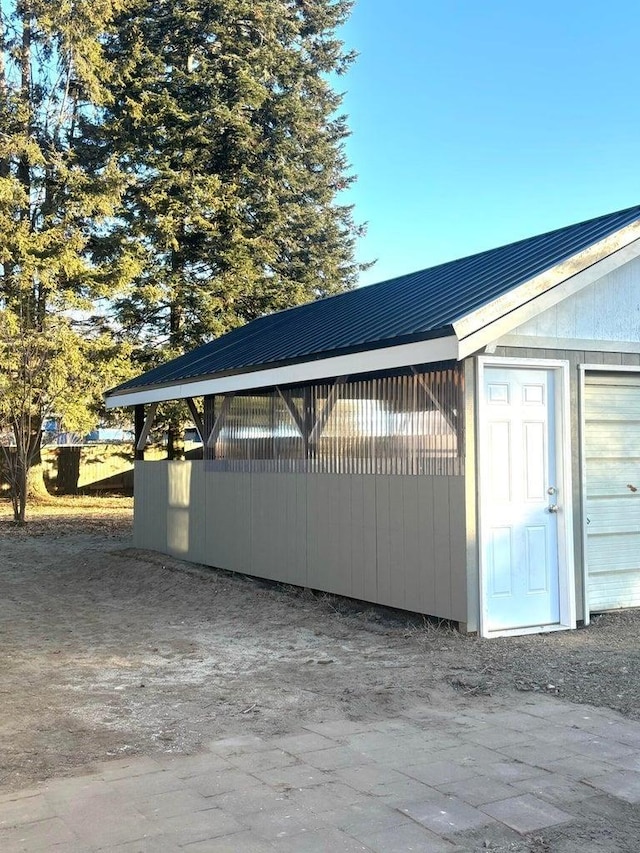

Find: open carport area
<box><xmin>1</xmin><ymin>503</ymin><xmax>640</xmax><ymax>852</ymax></box>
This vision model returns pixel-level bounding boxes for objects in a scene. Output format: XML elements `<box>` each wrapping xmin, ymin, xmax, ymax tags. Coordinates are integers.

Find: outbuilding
<box><xmin>106</xmin><ymin>204</ymin><xmax>640</xmax><ymax>637</ymax></box>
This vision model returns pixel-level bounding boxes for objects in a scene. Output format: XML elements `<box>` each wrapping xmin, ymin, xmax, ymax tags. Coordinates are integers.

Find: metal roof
<box><xmin>109</xmin><ymin>204</ymin><xmax>640</xmax><ymax>397</ymax></box>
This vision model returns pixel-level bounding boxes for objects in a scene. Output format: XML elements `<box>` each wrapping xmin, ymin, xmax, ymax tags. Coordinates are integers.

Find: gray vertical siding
<box><xmin>493</xmin><ymin>346</ymin><xmax>640</xmax><ymax>618</ymax></box>
<box><xmin>134</xmin><ymin>462</ymin><xmax>468</xmax><ymax>623</ymax></box>
<box><xmin>134</xmin><ymin>461</ymin><xmax>168</xmax><ymax>553</ymax></box>
<box><xmin>204</xmin><ymin>471</ymin><xmax>252</xmax><ymax>574</ymax></box>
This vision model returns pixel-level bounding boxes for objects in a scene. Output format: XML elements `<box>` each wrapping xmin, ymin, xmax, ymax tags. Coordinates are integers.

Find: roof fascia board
<box><xmin>105</xmin><ymin>334</ymin><xmax>459</xmax><ymax>408</ymax></box>
<box><xmin>456</xmin><ymin>233</ymin><xmax>640</xmax><ymax>359</ymax></box>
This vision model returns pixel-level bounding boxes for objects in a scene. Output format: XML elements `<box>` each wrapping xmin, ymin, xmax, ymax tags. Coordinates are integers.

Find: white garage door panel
<box><xmin>589</xmin><ymin>574</ymin><xmax>640</xmax><ymax>610</ymax></box>
<box><xmin>585</xmin><ymin>462</ymin><xmax>640</xmax><ymax>495</ymax></box>
<box><xmin>584</xmin><ymin>385</ymin><xmax>640</xmax><ymax>417</ymax></box>
<box><xmin>585</xmin><ymin>498</ymin><xmax>640</xmax><ymax>534</ymax></box>
<box><xmin>584</xmin><ymin>373</ymin><xmax>640</xmax><ymax>611</ymax></box>
<box><xmin>587</xmin><ymin>535</ymin><xmax>640</xmax><ymax>571</ymax></box>
<box><xmin>584</xmin><ymin>423</ymin><xmax>640</xmax><ymax>455</ymax></box>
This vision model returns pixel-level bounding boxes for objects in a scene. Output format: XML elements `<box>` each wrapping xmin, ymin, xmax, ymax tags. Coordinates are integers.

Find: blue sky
<box><xmin>339</xmin><ymin>1</ymin><xmax>640</xmax><ymax>286</ymax></box>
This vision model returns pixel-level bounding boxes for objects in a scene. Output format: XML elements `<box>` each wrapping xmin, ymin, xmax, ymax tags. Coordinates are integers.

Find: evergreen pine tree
<box><xmin>100</xmin><ymin>0</ymin><xmax>368</xmax><ymax>457</ymax></box>
<box><xmin>0</xmin><ymin>1</ymin><xmax>134</xmax><ymax>521</ymax></box>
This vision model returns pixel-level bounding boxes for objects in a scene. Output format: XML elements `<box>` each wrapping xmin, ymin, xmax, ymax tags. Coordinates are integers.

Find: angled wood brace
<box><xmin>185</xmin><ymin>397</ymin><xmax>206</xmax><ymax>444</ymax></box>
<box><xmin>206</xmin><ymin>393</ymin><xmax>235</xmax><ymax>448</ymax></box>
<box><xmin>308</xmin><ymin>376</ymin><xmax>347</xmax><ymax>444</ymax></box>
<box><xmin>136</xmin><ymin>402</ymin><xmax>158</xmax><ymax>451</ymax></box>
<box><xmin>276</xmin><ymin>387</ymin><xmax>306</xmax><ymax>437</ymax></box>
<box><xmin>411</xmin><ymin>366</ymin><xmax>458</xmax><ymax>433</ymax></box>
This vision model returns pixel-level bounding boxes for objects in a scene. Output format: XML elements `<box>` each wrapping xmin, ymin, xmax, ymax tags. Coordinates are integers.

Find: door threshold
<box><xmin>485</xmin><ymin>622</ymin><xmax>574</xmax><ymax>639</ymax></box>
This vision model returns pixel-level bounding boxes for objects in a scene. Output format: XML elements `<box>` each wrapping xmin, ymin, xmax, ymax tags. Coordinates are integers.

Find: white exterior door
<box><xmin>583</xmin><ymin>372</ymin><xmax>640</xmax><ymax>611</ymax></box>
<box><xmin>481</xmin><ymin>366</ymin><xmax>562</xmax><ymax>633</ymax></box>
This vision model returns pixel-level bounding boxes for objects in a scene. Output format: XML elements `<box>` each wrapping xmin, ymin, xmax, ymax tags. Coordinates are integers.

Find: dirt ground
<box><xmin>1</xmin><ymin>497</ymin><xmax>640</xmax><ymax>852</ymax></box>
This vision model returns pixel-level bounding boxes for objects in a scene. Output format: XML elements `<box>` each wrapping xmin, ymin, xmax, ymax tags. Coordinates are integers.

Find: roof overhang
<box><xmin>106</xmin><ymin>217</ymin><xmax>640</xmax><ymax>409</ymax></box>
<box><xmin>105</xmin><ymin>333</ymin><xmax>460</xmax><ymax>407</ymax></box>
<box><xmin>455</xmin><ymin>222</ymin><xmax>640</xmax><ymax>358</ymax></box>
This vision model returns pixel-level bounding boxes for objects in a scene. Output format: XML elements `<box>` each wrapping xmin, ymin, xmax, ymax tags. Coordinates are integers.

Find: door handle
<box><xmin>547</xmin><ymin>504</ymin><xmax>559</xmax><ymax>513</ymax></box>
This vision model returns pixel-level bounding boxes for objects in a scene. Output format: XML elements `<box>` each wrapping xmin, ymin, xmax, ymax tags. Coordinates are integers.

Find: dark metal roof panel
<box><xmin>111</xmin><ymin>204</ymin><xmax>640</xmax><ymax>394</ymax></box>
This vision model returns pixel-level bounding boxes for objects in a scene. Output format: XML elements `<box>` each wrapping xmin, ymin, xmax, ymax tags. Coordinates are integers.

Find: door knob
<box><xmin>548</xmin><ymin>504</ymin><xmax>559</xmax><ymax>513</ymax></box>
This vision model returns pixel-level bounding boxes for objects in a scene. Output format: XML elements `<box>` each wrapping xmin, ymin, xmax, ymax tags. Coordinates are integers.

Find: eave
<box><xmin>105</xmin><ymin>333</ymin><xmax>460</xmax><ymax>408</ymax></box>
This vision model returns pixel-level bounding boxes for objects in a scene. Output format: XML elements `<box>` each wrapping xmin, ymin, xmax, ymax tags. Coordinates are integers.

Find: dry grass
<box><xmin>2</xmin><ymin>496</ymin><xmax>640</xmax><ymax>722</ymax></box>
<box><xmin>0</xmin><ymin>495</ymin><xmax>133</xmax><ymax>537</ymax></box>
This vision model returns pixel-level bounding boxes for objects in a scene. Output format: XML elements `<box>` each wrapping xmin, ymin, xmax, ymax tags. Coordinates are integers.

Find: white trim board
<box><xmin>476</xmin><ymin>356</ymin><xmax>576</xmax><ymax>638</ymax></box>
<box><xmin>496</xmin><ymin>335</ymin><xmax>640</xmax><ymax>353</ymax></box>
<box><xmin>578</xmin><ymin>363</ymin><xmax>640</xmax><ymax>374</ymax></box>
<box><xmin>105</xmin><ymin>335</ymin><xmax>459</xmax><ymax>408</ymax></box>
<box><xmin>578</xmin><ymin>365</ymin><xmax>589</xmax><ymax>627</ymax></box>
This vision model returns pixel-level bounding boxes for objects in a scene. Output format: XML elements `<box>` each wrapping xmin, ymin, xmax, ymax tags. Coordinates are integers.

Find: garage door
<box><xmin>584</xmin><ymin>372</ymin><xmax>640</xmax><ymax>611</ymax></box>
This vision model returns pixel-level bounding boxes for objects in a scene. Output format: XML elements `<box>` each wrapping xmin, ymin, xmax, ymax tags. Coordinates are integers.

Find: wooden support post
<box><xmin>203</xmin><ymin>396</ymin><xmax>215</xmax><ymax>460</ymax></box>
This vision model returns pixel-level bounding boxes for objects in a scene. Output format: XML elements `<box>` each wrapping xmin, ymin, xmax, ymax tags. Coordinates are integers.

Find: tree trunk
<box><xmin>16</xmin><ymin>457</ymin><xmax>27</xmax><ymax>524</ymax></box>
<box><xmin>7</xmin><ymin>418</ymin><xmax>55</xmax><ymax>523</ymax></box>
<box><xmin>25</xmin><ymin>420</ymin><xmax>53</xmax><ymax>503</ymax></box>
<box><xmin>1</xmin><ymin>448</ymin><xmax>23</xmax><ymax>523</ymax></box>
<box><xmin>27</xmin><ymin>462</ymin><xmax>54</xmax><ymax>502</ymax></box>
<box><xmin>4</xmin><ymin>447</ymin><xmax>29</xmax><ymax>524</ymax></box>
<box><xmin>167</xmin><ymin>423</ymin><xmax>185</xmax><ymax>460</ymax></box>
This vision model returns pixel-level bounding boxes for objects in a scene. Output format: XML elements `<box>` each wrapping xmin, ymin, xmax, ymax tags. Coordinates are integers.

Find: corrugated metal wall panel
<box><xmin>211</xmin><ymin>367</ymin><xmax>464</xmax><ymax>476</ymax></box>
